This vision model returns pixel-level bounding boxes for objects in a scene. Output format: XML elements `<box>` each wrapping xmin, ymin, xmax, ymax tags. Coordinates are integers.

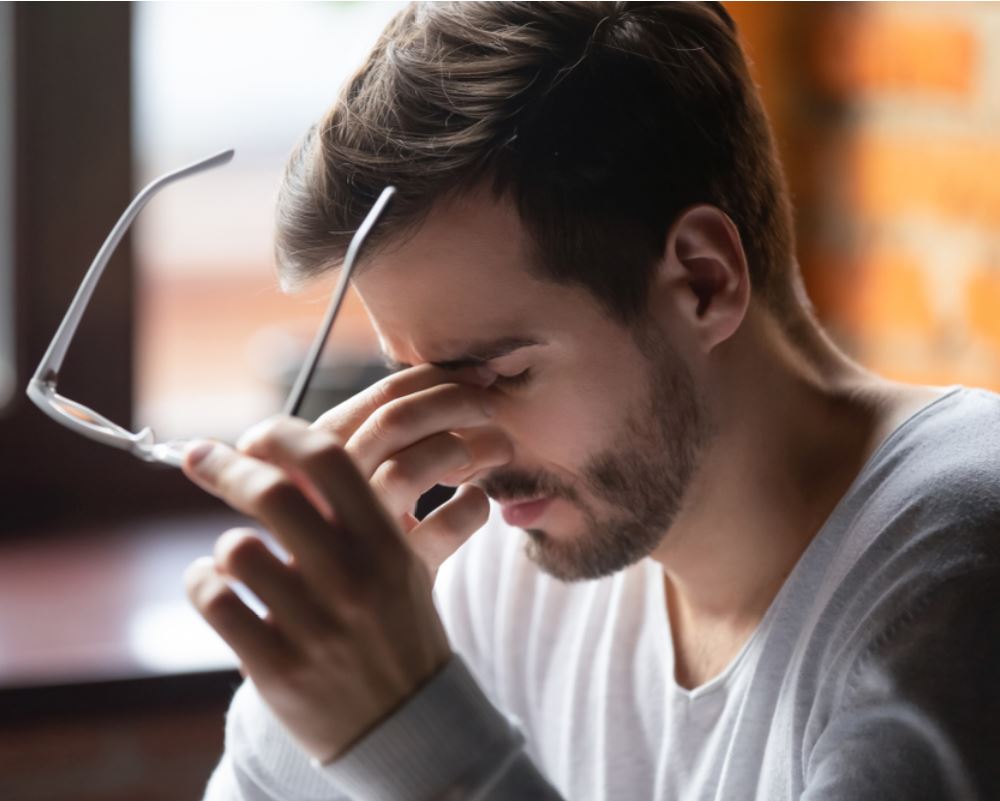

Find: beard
<box><xmin>479</xmin><ymin>332</ymin><xmax>711</xmax><ymax>581</ymax></box>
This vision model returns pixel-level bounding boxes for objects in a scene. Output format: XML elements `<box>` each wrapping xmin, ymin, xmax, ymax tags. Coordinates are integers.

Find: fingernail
<box><xmin>185</xmin><ymin>440</ymin><xmax>215</xmax><ymax>469</ymax></box>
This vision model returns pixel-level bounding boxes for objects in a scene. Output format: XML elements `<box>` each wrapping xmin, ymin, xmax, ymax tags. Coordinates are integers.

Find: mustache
<box><xmin>476</xmin><ymin>467</ymin><xmax>579</xmax><ymax>504</ymax></box>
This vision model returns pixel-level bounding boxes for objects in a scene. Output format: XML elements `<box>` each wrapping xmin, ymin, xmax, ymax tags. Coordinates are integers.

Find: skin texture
<box><xmin>477</xmin><ymin>327</ymin><xmax>710</xmax><ymax>582</ymax></box>
<box><xmin>183</xmin><ymin>186</ymin><xmax>947</xmax><ymax>760</ymax></box>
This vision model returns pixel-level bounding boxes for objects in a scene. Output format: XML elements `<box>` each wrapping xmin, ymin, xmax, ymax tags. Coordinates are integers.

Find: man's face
<box><xmin>355</xmin><ymin>189</ymin><xmax>712</xmax><ymax>581</ymax></box>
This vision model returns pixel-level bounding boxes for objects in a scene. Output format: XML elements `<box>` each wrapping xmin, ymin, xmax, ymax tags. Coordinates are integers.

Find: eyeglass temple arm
<box><xmin>29</xmin><ymin>149</ymin><xmax>235</xmax><ymax>389</ymax></box>
<box><xmin>283</xmin><ymin>185</ymin><xmax>396</xmax><ymax>418</ymax></box>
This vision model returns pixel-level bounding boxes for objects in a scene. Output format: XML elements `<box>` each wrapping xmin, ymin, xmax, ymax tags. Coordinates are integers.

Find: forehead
<box><xmin>354</xmin><ymin>189</ymin><xmax>582</xmax><ymax>363</ymax></box>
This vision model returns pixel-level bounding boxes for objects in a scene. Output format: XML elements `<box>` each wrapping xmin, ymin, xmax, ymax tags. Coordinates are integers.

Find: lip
<box><xmin>500</xmin><ymin>497</ymin><xmax>553</xmax><ymax>527</ymax></box>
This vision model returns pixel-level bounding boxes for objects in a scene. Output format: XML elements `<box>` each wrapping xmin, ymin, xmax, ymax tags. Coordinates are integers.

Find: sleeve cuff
<box><xmin>316</xmin><ymin>654</ymin><xmax>526</xmax><ymax>801</ymax></box>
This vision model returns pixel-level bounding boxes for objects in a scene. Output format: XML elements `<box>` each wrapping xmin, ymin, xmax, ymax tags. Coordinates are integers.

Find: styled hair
<box><xmin>275</xmin><ymin>1</ymin><xmax>799</xmax><ymax>323</ymax></box>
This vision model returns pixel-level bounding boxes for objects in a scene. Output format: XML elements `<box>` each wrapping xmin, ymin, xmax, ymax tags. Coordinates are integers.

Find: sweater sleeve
<box><xmin>201</xmin><ymin>675</ymin><xmax>356</xmax><ymax>801</ymax></box>
<box><xmin>320</xmin><ymin>654</ymin><xmax>564</xmax><ymax>801</ymax></box>
<box><xmin>200</xmin><ymin>655</ymin><xmax>562</xmax><ymax>801</ymax></box>
<box><xmin>802</xmin><ymin>566</ymin><xmax>1000</xmax><ymax>801</ymax></box>
<box><xmin>201</xmin><ymin>509</ymin><xmax>560</xmax><ymax>800</ymax></box>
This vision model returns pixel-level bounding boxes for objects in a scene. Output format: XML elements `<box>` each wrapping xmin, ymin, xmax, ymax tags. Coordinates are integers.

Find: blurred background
<box><xmin>0</xmin><ymin>2</ymin><xmax>998</xmax><ymax>799</ymax></box>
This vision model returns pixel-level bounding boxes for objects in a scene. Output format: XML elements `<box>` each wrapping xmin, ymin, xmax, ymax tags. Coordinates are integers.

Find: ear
<box><xmin>650</xmin><ymin>204</ymin><xmax>751</xmax><ymax>353</ymax></box>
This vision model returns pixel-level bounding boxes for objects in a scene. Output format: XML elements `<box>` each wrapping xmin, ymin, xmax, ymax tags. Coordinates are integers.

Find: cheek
<box><xmin>497</xmin><ymin>382</ymin><xmax>629</xmax><ymax>471</ymax></box>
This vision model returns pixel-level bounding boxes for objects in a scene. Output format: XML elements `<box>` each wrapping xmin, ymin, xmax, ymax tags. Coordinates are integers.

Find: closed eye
<box><xmin>491</xmin><ymin>368</ymin><xmax>532</xmax><ymax>390</ymax></box>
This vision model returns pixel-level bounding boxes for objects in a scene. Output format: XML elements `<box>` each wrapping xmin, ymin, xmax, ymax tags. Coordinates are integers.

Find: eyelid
<box><xmin>490</xmin><ymin>367</ymin><xmax>532</xmax><ymax>390</ymax></box>
<box><xmin>487</xmin><ymin>352</ymin><xmax>531</xmax><ymax>371</ymax></box>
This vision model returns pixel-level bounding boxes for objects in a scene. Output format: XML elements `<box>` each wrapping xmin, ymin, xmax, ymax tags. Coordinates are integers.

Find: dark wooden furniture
<box><xmin>0</xmin><ymin>515</ymin><xmax>246</xmax><ymax>801</ymax></box>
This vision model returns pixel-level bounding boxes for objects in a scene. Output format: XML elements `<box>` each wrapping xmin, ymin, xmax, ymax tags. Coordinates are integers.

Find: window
<box><xmin>0</xmin><ymin>3</ymin><xmax>14</xmax><ymax>413</ymax></box>
<box><xmin>131</xmin><ymin>2</ymin><xmax>404</xmax><ymax>442</ymax></box>
<box><xmin>2</xmin><ymin>4</ymin><xmax>171</xmax><ymax>534</ymax></box>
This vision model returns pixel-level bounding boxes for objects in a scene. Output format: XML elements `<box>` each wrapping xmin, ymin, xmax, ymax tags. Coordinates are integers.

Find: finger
<box><xmin>238</xmin><ymin>416</ymin><xmax>341</xmax><ymax>520</ymax></box>
<box><xmin>407</xmin><ymin>484</ymin><xmax>491</xmax><ymax>575</ymax></box>
<box><xmin>398</xmin><ymin>510</ymin><xmax>420</xmax><ymax>535</ymax></box>
<box><xmin>372</xmin><ymin>428</ymin><xmax>511</xmax><ymax>518</ymax></box>
<box><xmin>311</xmin><ymin>363</ymin><xmax>491</xmax><ymax>443</ymax></box>
<box><xmin>240</xmin><ymin>416</ymin><xmax>386</xmax><ymax>539</ymax></box>
<box><xmin>369</xmin><ymin>431</ymin><xmax>470</xmax><ymax>518</ymax></box>
<box><xmin>183</xmin><ymin>440</ymin><xmax>346</xmax><ymax>584</ymax></box>
<box><xmin>185</xmin><ymin>556</ymin><xmax>292</xmax><ymax>680</ymax></box>
<box><xmin>436</xmin><ymin>426</ymin><xmax>513</xmax><ymax>488</ymax></box>
<box><xmin>213</xmin><ymin>528</ymin><xmax>332</xmax><ymax>644</ymax></box>
<box><xmin>218</xmin><ymin>424</ymin><xmax>405</xmax><ymax>560</ymax></box>
<box><xmin>346</xmin><ymin>382</ymin><xmax>496</xmax><ymax>478</ymax></box>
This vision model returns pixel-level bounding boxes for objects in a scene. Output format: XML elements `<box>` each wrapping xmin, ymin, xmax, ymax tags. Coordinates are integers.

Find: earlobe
<box><xmin>656</xmin><ymin>205</ymin><xmax>751</xmax><ymax>353</ymax></box>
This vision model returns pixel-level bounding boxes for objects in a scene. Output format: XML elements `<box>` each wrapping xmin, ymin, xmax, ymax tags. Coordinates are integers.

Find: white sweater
<box><xmin>204</xmin><ymin>386</ymin><xmax>1000</xmax><ymax>800</ymax></box>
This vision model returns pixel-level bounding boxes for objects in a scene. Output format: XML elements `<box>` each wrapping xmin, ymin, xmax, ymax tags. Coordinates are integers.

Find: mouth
<box><xmin>499</xmin><ymin>496</ymin><xmax>553</xmax><ymax>527</ymax></box>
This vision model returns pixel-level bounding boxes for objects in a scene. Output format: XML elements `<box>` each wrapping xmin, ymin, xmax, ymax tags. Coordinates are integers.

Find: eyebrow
<box><xmin>382</xmin><ymin>336</ymin><xmax>544</xmax><ymax>372</ymax></box>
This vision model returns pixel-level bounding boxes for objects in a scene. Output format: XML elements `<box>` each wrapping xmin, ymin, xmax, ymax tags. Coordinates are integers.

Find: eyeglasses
<box><xmin>27</xmin><ymin>149</ymin><xmax>394</xmax><ymax>468</ymax></box>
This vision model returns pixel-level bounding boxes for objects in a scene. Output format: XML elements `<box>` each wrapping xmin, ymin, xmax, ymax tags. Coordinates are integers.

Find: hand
<box><xmin>302</xmin><ymin>363</ymin><xmax>512</xmax><ymax>576</ymax></box>
<box><xmin>182</xmin><ymin>423</ymin><xmax>453</xmax><ymax>763</ymax></box>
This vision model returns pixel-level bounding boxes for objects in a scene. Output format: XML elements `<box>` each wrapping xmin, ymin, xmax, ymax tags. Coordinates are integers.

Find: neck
<box><xmin>651</xmin><ymin>308</ymin><xmax>894</xmax><ymax>631</ymax></box>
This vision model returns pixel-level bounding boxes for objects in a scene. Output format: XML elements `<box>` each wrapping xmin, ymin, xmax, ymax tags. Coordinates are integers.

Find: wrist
<box><xmin>317</xmin><ymin>654</ymin><xmax>524</xmax><ymax>801</ymax></box>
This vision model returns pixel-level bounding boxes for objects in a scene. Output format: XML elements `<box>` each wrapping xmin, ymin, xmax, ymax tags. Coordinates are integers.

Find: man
<box><xmin>182</xmin><ymin>2</ymin><xmax>1000</xmax><ymax>799</ymax></box>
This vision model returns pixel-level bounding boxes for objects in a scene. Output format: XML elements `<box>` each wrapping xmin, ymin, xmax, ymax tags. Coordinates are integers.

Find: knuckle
<box><xmin>252</xmin><ymin>471</ymin><xmax>301</xmax><ymax>513</ymax></box>
<box><xmin>215</xmin><ymin>528</ymin><xmax>265</xmax><ymax>575</ymax></box>
<box><xmin>457</xmin><ymin>486</ymin><xmax>490</xmax><ymax>520</ymax></box>
<box><xmin>214</xmin><ymin>455</ymin><xmax>255</xmax><ymax>498</ymax></box>
<box><xmin>302</xmin><ymin>436</ymin><xmax>349</xmax><ymax>473</ymax></box>
<box><xmin>373</xmin><ymin>398</ymin><xmax>414</xmax><ymax>436</ymax></box>
<box><xmin>379</xmin><ymin>458</ymin><xmax>418</xmax><ymax>496</ymax></box>
<box><xmin>193</xmin><ymin>576</ymin><xmax>236</xmax><ymax>618</ymax></box>
<box><xmin>449</xmin><ymin>436</ymin><xmax>474</xmax><ymax>467</ymax></box>
<box><xmin>310</xmin><ymin>409</ymin><xmax>351</xmax><ymax>444</ymax></box>
<box><xmin>435</xmin><ymin>490</ymin><xmax>489</xmax><ymax>537</ymax></box>
<box><xmin>183</xmin><ymin>560</ymin><xmax>209</xmax><ymax>600</ymax></box>
<box><xmin>202</xmin><ymin>587</ymin><xmax>235</xmax><ymax>619</ymax></box>
<box><xmin>362</xmin><ymin>408</ymin><xmax>393</xmax><ymax>447</ymax></box>
<box><xmin>465</xmin><ymin>494</ymin><xmax>491</xmax><ymax>529</ymax></box>
<box><xmin>370</xmin><ymin>374</ymin><xmax>402</xmax><ymax>408</ymax></box>
<box><xmin>311</xmin><ymin>407</ymin><xmax>344</xmax><ymax>435</ymax></box>
<box><xmin>238</xmin><ymin>415</ymin><xmax>288</xmax><ymax>453</ymax></box>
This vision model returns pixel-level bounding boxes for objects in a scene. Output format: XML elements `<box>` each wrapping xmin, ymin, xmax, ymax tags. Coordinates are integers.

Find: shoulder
<box><xmin>837</xmin><ymin>387</ymin><xmax>1000</xmax><ymax>576</ymax></box>
<box><xmin>798</xmin><ymin>412</ymin><xmax>1000</xmax><ymax>797</ymax></box>
<box><xmin>825</xmin><ymin>387</ymin><xmax>1000</xmax><ymax>638</ymax></box>
<box><xmin>877</xmin><ymin>386</ymin><xmax>1000</xmax><ymax>502</ymax></box>
<box><xmin>804</xmin><ymin>558</ymin><xmax>1000</xmax><ymax>798</ymax></box>
<box><xmin>797</xmin><ymin>387</ymin><xmax>1000</xmax><ymax>707</ymax></box>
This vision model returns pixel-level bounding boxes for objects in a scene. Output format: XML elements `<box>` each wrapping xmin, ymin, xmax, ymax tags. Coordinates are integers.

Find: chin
<box><xmin>521</xmin><ymin>522</ymin><xmax>657</xmax><ymax>583</ymax></box>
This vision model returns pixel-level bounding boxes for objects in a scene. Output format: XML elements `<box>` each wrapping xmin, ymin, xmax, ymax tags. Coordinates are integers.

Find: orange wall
<box><xmin>730</xmin><ymin>2</ymin><xmax>1000</xmax><ymax>389</ymax></box>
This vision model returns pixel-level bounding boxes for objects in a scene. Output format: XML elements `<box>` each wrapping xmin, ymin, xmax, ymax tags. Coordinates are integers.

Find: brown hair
<box><xmin>275</xmin><ymin>1</ymin><xmax>798</xmax><ymax>323</ymax></box>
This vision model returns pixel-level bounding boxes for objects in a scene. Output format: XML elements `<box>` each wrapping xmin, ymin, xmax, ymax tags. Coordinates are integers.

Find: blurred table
<box><xmin>0</xmin><ymin>513</ymin><xmax>246</xmax><ymax>801</ymax></box>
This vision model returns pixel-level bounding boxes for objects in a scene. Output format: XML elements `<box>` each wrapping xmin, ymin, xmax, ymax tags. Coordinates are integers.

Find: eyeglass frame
<box><xmin>26</xmin><ymin>148</ymin><xmax>395</xmax><ymax>468</ymax></box>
